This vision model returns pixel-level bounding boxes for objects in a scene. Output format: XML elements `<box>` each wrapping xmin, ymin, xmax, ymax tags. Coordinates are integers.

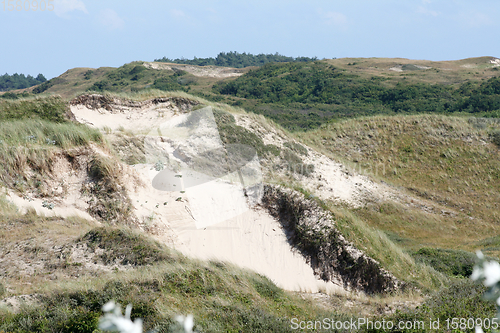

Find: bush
<box><xmin>81</xmin><ymin>227</ymin><xmax>177</xmax><ymax>266</ymax></box>
<box><xmin>411</xmin><ymin>247</ymin><xmax>476</xmax><ymax>278</ymax></box>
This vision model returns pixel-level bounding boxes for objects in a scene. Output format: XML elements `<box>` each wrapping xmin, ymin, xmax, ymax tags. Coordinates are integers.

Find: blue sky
<box><xmin>1</xmin><ymin>0</ymin><xmax>499</xmax><ymax>79</ymax></box>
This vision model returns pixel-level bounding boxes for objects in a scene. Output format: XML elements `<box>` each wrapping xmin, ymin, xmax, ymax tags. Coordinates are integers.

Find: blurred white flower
<box><xmin>483</xmin><ymin>261</ymin><xmax>500</xmax><ymax>287</ymax></box>
<box><xmin>176</xmin><ymin>314</ymin><xmax>194</xmax><ymax>333</ymax></box>
<box><xmin>476</xmin><ymin>326</ymin><xmax>484</xmax><ymax>333</ymax></box>
<box><xmin>477</xmin><ymin>250</ymin><xmax>485</xmax><ymax>260</ymax></box>
<box><xmin>471</xmin><ymin>265</ymin><xmax>483</xmax><ymax>281</ymax></box>
<box><xmin>99</xmin><ymin>301</ymin><xmax>143</xmax><ymax>333</ymax></box>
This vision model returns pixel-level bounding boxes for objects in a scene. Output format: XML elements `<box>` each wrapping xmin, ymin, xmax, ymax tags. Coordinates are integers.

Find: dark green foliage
<box><xmin>0</xmin><ymin>91</ymin><xmax>31</xmax><ymax>99</ymax></box>
<box><xmin>213</xmin><ymin>62</ymin><xmax>500</xmax><ymax>130</ymax></box>
<box><xmin>152</xmin><ymin>76</ymin><xmax>184</xmax><ymax>91</ymax></box>
<box><xmin>216</xmin><ymin>116</ymin><xmax>281</xmax><ymax>157</ymax></box>
<box><xmin>155</xmin><ymin>51</ymin><xmax>318</xmax><ymax>68</ymax></box>
<box><xmin>83</xmin><ymin>70</ymin><xmax>93</xmax><ymax>80</ymax></box>
<box><xmin>0</xmin><ymin>281</ymin><xmax>160</xmax><ymax>333</ymax></box>
<box><xmin>284</xmin><ymin>141</ymin><xmax>308</xmax><ymax>156</ymax></box>
<box><xmin>218</xmin><ymin>123</ymin><xmax>281</xmax><ymax>157</ymax></box>
<box><xmin>87</xmin><ymin>62</ymin><xmax>192</xmax><ymax>93</ymax></box>
<box><xmin>81</xmin><ymin>227</ymin><xmax>177</xmax><ymax>266</ymax></box>
<box><xmin>0</xmin><ymin>96</ymin><xmax>69</xmax><ymax>122</ymax></box>
<box><xmin>251</xmin><ymin>276</ymin><xmax>284</xmax><ymax>302</ymax></box>
<box><xmin>212</xmin><ymin>108</ymin><xmax>236</xmax><ymax>126</ymax></box>
<box><xmin>0</xmin><ymin>73</ymin><xmax>47</xmax><ymax>92</ymax></box>
<box><xmin>411</xmin><ymin>248</ymin><xmax>476</xmax><ymax>278</ymax></box>
<box><xmin>32</xmin><ymin>77</ymin><xmax>62</xmax><ymax>94</ymax></box>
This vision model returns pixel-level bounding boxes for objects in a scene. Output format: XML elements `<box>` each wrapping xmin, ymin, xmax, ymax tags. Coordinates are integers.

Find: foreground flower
<box><xmin>483</xmin><ymin>260</ymin><xmax>500</xmax><ymax>287</ymax></box>
<box><xmin>99</xmin><ymin>301</ymin><xmax>143</xmax><ymax>333</ymax></box>
<box><xmin>175</xmin><ymin>314</ymin><xmax>194</xmax><ymax>333</ymax></box>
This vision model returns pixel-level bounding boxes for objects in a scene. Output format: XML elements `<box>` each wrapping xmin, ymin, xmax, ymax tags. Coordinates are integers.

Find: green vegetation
<box><xmin>213</xmin><ymin>62</ymin><xmax>500</xmax><ymax>130</ymax></box>
<box><xmin>0</xmin><ymin>73</ymin><xmax>46</xmax><ymax>92</ymax></box>
<box><xmin>410</xmin><ymin>248</ymin><xmax>476</xmax><ymax>278</ymax></box>
<box><xmin>0</xmin><ymin>95</ymin><xmax>70</xmax><ymax>122</ymax></box>
<box><xmin>0</xmin><ymin>119</ymin><xmax>103</xmax><ymax>191</ymax></box>
<box><xmin>80</xmin><ymin>227</ymin><xmax>179</xmax><ymax>266</ymax></box>
<box><xmin>0</xmin><ymin>207</ymin><xmax>348</xmax><ymax>333</ymax></box>
<box><xmin>87</xmin><ymin>62</ymin><xmax>194</xmax><ymax>94</ymax></box>
<box><xmin>3</xmin><ymin>58</ymin><xmax>500</xmax><ymax>330</ymax></box>
<box><xmin>368</xmin><ymin>280</ymin><xmax>495</xmax><ymax>333</ymax></box>
<box><xmin>297</xmin><ymin>114</ymin><xmax>500</xmax><ymax>255</ymax></box>
<box><xmin>155</xmin><ymin>51</ymin><xmax>318</xmax><ymax>68</ymax></box>
<box><xmin>214</xmin><ymin>108</ymin><xmax>281</xmax><ymax>157</ymax></box>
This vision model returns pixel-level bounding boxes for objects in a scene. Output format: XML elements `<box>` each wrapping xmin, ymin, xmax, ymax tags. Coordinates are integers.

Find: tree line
<box><xmin>0</xmin><ymin>73</ymin><xmax>47</xmax><ymax>92</ymax></box>
<box><xmin>154</xmin><ymin>51</ymin><xmax>318</xmax><ymax>68</ymax></box>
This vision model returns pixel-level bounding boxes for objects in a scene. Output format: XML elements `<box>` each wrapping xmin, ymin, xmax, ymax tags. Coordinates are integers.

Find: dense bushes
<box><xmin>410</xmin><ymin>248</ymin><xmax>476</xmax><ymax>278</ymax></box>
<box><xmin>155</xmin><ymin>51</ymin><xmax>318</xmax><ymax>68</ymax></box>
<box><xmin>213</xmin><ymin>62</ymin><xmax>500</xmax><ymax>130</ymax></box>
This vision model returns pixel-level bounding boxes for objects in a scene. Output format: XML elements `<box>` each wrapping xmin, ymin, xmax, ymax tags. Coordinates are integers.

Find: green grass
<box><xmin>330</xmin><ymin>206</ymin><xmax>448</xmax><ymax>292</ymax></box>
<box><xmin>0</xmin><ymin>223</ymin><xmax>350</xmax><ymax>333</ymax></box>
<box><xmin>0</xmin><ymin>95</ymin><xmax>70</xmax><ymax>122</ymax></box>
<box><xmin>80</xmin><ymin>227</ymin><xmax>181</xmax><ymax>266</ymax></box>
<box><xmin>410</xmin><ymin>248</ymin><xmax>476</xmax><ymax>278</ymax></box>
<box><xmin>365</xmin><ymin>279</ymin><xmax>495</xmax><ymax>332</ymax></box>
<box><xmin>297</xmin><ymin>114</ymin><xmax>500</xmax><ymax>255</ymax></box>
<box><xmin>0</xmin><ymin>119</ymin><xmax>103</xmax><ymax>190</ymax></box>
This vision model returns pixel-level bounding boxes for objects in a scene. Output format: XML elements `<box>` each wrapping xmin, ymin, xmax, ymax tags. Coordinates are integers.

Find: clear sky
<box><xmin>1</xmin><ymin>0</ymin><xmax>499</xmax><ymax>79</ymax></box>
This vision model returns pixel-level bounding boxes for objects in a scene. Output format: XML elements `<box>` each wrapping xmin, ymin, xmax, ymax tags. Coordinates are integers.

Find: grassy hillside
<box><xmin>0</xmin><ymin>194</ymin><xmax>494</xmax><ymax>333</ymax></box>
<box><xmin>296</xmin><ymin>115</ymin><xmax>500</xmax><ymax>257</ymax></box>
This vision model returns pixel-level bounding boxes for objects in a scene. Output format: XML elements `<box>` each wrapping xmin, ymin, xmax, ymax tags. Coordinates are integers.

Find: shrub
<box><xmin>411</xmin><ymin>247</ymin><xmax>476</xmax><ymax>278</ymax></box>
<box><xmin>491</xmin><ymin>129</ymin><xmax>500</xmax><ymax>146</ymax></box>
<box><xmin>80</xmin><ymin>227</ymin><xmax>176</xmax><ymax>266</ymax></box>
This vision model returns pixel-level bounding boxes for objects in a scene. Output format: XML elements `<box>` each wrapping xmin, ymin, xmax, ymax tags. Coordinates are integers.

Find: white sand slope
<box><xmin>127</xmin><ymin>163</ymin><xmax>342</xmax><ymax>293</ymax></box>
<box><xmin>68</xmin><ymin>96</ymin><xmax>390</xmax><ymax>293</ymax></box>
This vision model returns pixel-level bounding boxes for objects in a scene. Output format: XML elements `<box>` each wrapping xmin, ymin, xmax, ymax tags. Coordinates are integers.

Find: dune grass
<box><xmin>327</xmin><ymin>204</ymin><xmax>448</xmax><ymax>292</ymax></box>
<box><xmin>296</xmin><ymin>114</ymin><xmax>500</xmax><ymax>255</ymax></box>
<box><xmin>0</xmin><ymin>119</ymin><xmax>103</xmax><ymax>190</ymax></box>
<box><xmin>0</xmin><ymin>95</ymin><xmax>70</xmax><ymax>122</ymax></box>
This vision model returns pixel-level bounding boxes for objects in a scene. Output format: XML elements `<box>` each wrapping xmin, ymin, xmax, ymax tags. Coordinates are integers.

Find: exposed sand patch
<box><xmin>389</xmin><ymin>66</ymin><xmax>403</xmax><ymax>72</ymax></box>
<box><xmin>143</xmin><ymin>62</ymin><xmax>245</xmax><ymax>78</ymax></box>
<box><xmin>70</xmin><ymin>96</ymin><xmax>194</xmax><ymax>133</ymax></box>
<box><xmin>234</xmin><ymin>113</ymin><xmax>395</xmax><ymax>207</ymax></box>
<box><xmin>6</xmin><ymin>190</ymin><xmax>94</xmax><ymax>221</ymax></box>
<box><xmin>490</xmin><ymin>58</ymin><xmax>500</xmax><ymax>67</ymax></box>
